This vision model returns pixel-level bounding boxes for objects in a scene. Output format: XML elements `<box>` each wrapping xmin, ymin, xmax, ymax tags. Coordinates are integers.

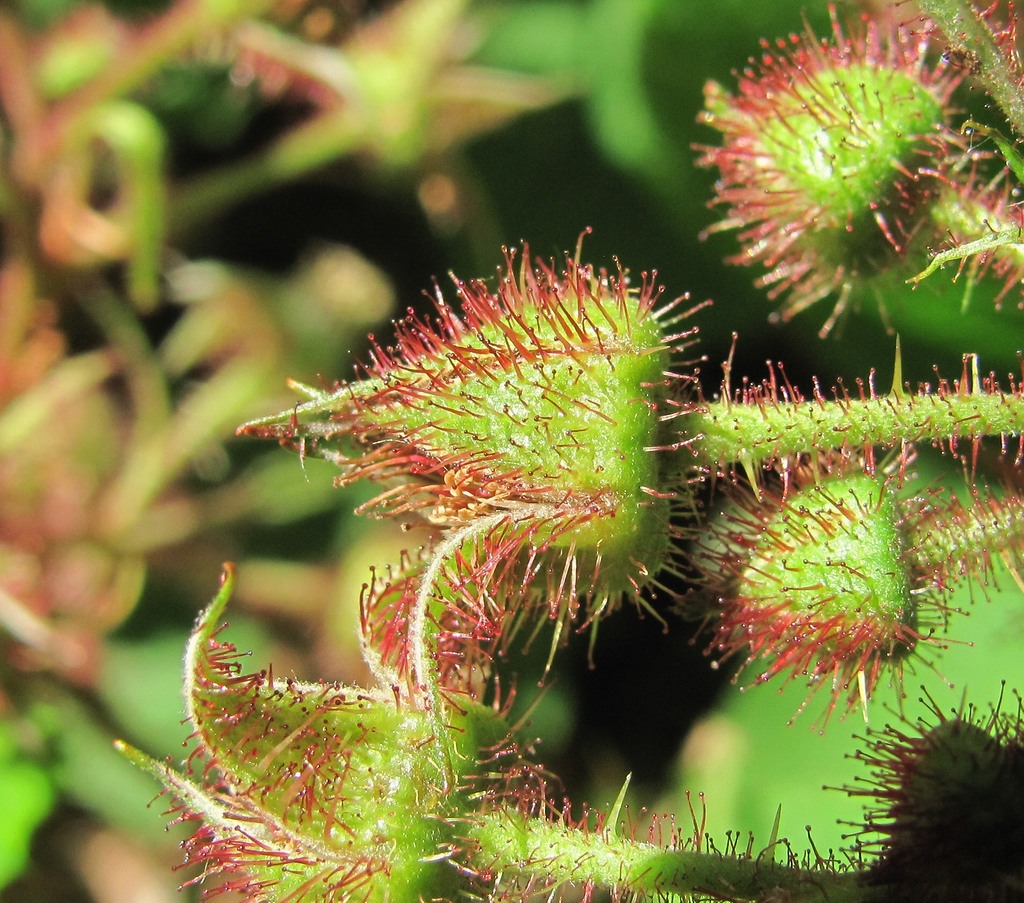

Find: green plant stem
<box><xmin>88</xmin><ymin>102</ymin><xmax>168</xmax><ymax>311</ymax></box>
<box><xmin>468</xmin><ymin>810</ymin><xmax>873</xmax><ymax>902</ymax></box>
<box><xmin>88</xmin><ymin>291</ymin><xmax>172</xmax><ymax>438</ymax></box>
<box><xmin>918</xmin><ymin>0</ymin><xmax>1024</xmax><ymax>139</ymax></box>
<box><xmin>0</xmin><ymin>351</ymin><xmax>113</xmax><ymax>455</ymax></box>
<box><xmin>168</xmin><ymin>110</ymin><xmax>369</xmax><ymax>237</ymax></box>
<box><xmin>911</xmin><ymin>491</ymin><xmax>1024</xmax><ymax>578</ymax></box>
<box><xmin>102</xmin><ymin>357</ymin><xmax>272</xmax><ymax>546</ymax></box>
<box><xmin>686</xmin><ymin>378</ymin><xmax>1024</xmax><ymax>475</ymax></box>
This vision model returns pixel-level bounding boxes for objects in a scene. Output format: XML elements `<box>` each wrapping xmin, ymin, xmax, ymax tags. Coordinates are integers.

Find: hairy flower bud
<box><xmin>698</xmin><ymin>10</ymin><xmax>963</xmax><ymax>332</ymax></box>
<box><xmin>848</xmin><ymin>696</ymin><xmax>1024</xmax><ymax>901</ymax></box>
<box><xmin>240</xmin><ymin>242</ymin><xmax>700</xmax><ymax>654</ymax></box>
<box><xmin>693</xmin><ymin>470</ymin><xmax>921</xmax><ymax>712</ymax></box>
<box><xmin>120</xmin><ymin>566</ymin><xmax>516</xmax><ymax>901</ymax></box>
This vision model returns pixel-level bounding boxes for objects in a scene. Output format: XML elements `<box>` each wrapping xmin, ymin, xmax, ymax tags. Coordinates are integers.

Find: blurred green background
<box><xmin>1</xmin><ymin>0</ymin><xmax>1023</xmax><ymax>899</ymax></box>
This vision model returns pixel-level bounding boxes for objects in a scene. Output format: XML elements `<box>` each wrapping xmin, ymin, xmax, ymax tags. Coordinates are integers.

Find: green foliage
<box><xmin>0</xmin><ymin>721</ymin><xmax>53</xmax><ymax>891</ymax></box>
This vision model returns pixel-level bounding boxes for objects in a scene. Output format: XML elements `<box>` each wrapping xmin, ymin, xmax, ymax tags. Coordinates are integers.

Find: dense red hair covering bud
<box><xmin>698</xmin><ymin>7</ymin><xmax>963</xmax><ymax>334</ymax></box>
<box><xmin>689</xmin><ymin>468</ymin><xmax>927</xmax><ymax>717</ymax></box>
<box><xmin>241</xmin><ymin>239</ymin><xmax>704</xmax><ymax>685</ymax></box>
<box><xmin>846</xmin><ymin>691</ymin><xmax>1024</xmax><ymax>902</ymax></box>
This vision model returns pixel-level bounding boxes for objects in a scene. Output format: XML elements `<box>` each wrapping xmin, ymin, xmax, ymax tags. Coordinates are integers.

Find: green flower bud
<box><xmin>698</xmin><ymin>11</ymin><xmax>963</xmax><ymax>333</ymax></box>
<box><xmin>694</xmin><ymin>470</ymin><xmax>919</xmax><ymax>713</ymax></box>
<box><xmin>240</xmin><ymin>243</ymin><xmax>699</xmax><ymax>651</ymax></box>
<box><xmin>121</xmin><ymin>566</ymin><xmax>515</xmax><ymax>901</ymax></box>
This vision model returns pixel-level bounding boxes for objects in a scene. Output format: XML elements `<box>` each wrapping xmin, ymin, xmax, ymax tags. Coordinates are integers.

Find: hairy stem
<box><xmin>468</xmin><ymin>810</ymin><xmax>874</xmax><ymax>902</ymax></box>
<box><xmin>911</xmin><ymin>490</ymin><xmax>1024</xmax><ymax>581</ymax></box>
<box><xmin>686</xmin><ymin>362</ymin><xmax>1024</xmax><ymax>474</ymax></box>
<box><xmin>918</xmin><ymin>0</ymin><xmax>1024</xmax><ymax>139</ymax></box>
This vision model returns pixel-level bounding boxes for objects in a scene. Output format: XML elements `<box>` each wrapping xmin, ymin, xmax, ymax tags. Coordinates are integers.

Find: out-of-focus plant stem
<box><xmin>168</xmin><ymin>110</ymin><xmax>369</xmax><ymax>237</ymax></box>
<box><xmin>0</xmin><ymin>234</ymin><xmax>39</xmax><ymax>386</ymax></box>
<box><xmin>0</xmin><ymin>17</ymin><xmax>38</xmax><ymax>368</ymax></box>
<box><xmin>0</xmin><ymin>351</ymin><xmax>114</xmax><ymax>456</ymax></box>
<box><xmin>85</xmin><ymin>290</ymin><xmax>273</xmax><ymax>546</ymax></box>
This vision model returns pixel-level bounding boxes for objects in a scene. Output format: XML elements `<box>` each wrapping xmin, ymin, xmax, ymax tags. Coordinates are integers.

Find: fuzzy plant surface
<box><xmin>120</xmin><ymin>2</ymin><xmax>1024</xmax><ymax>902</ymax></box>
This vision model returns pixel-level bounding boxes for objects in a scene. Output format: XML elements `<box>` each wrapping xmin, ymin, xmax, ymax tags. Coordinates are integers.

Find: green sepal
<box><xmin>126</xmin><ymin>566</ymin><xmax>511</xmax><ymax>901</ymax></box>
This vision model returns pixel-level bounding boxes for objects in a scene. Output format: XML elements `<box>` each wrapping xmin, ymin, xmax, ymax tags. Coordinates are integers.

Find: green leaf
<box><xmin>0</xmin><ymin>719</ymin><xmax>55</xmax><ymax>890</ymax></box>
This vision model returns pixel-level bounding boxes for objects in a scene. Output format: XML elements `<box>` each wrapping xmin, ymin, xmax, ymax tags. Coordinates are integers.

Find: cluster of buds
<box><xmin>698</xmin><ymin>7</ymin><xmax>1024</xmax><ymax>334</ymax></box>
<box><xmin>237</xmin><ymin>243</ymin><xmax>1024</xmax><ymax>714</ymax></box>
<box><xmin>117</xmin><ymin>1</ymin><xmax>1024</xmax><ymax>896</ymax></box>
<box><xmin>127</xmin><ymin>232</ymin><xmax>1024</xmax><ymax>897</ymax></box>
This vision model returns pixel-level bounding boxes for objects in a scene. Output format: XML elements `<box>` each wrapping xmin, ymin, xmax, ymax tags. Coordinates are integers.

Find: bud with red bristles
<box><xmin>240</xmin><ymin>240</ymin><xmax>704</xmax><ymax>680</ymax></box>
<box><xmin>687</xmin><ymin>444</ymin><xmax>1024</xmax><ymax>718</ymax></box>
<box><xmin>846</xmin><ymin>690</ymin><xmax>1024</xmax><ymax>901</ymax></box>
<box><xmin>698</xmin><ymin>7</ymin><xmax>968</xmax><ymax>333</ymax></box>
<box><xmin>690</xmin><ymin>469</ymin><xmax>925</xmax><ymax>716</ymax></box>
